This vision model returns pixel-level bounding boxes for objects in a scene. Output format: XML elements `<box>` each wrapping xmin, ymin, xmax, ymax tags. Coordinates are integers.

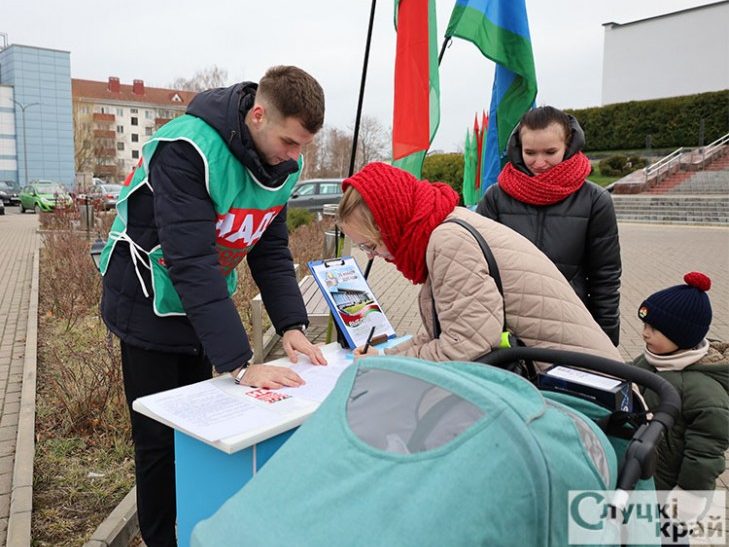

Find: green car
<box><xmin>19</xmin><ymin>180</ymin><xmax>73</xmax><ymax>213</ymax></box>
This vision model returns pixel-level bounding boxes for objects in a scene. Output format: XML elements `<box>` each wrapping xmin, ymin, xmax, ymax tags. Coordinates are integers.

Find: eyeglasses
<box><xmin>355</xmin><ymin>242</ymin><xmax>378</xmax><ymax>254</ymax></box>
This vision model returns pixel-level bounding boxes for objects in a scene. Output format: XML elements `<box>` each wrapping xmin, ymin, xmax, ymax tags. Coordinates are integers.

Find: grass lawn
<box><xmin>588</xmin><ymin>159</ymin><xmax>622</xmax><ymax>187</ymax></box>
<box><xmin>588</xmin><ymin>168</ymin><xmax>621</xmax><ymax>188</ymax></box>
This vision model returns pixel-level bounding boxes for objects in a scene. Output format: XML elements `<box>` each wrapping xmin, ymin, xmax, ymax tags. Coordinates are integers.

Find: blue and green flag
<box><xmin>445</xmin><ymin>0</ymin><xmax>537</xmax><ymax>192</ymax></box>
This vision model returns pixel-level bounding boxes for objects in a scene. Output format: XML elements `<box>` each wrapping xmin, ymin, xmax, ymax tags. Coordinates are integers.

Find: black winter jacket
<box><xmin>476</xmin><ymin>117</ymin><xmax>621</xmax><ymax>345</ymax></box>
<box><xmin>101</xmin><ymin>83</ymin><xmax>308</xmax><ymax>372</ymax></box>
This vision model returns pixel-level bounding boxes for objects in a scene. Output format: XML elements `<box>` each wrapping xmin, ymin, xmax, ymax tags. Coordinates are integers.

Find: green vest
<box><xmin>99</xmin><ymin>115</ymin><xmax>301</xmax><ymax>316</ymax></box>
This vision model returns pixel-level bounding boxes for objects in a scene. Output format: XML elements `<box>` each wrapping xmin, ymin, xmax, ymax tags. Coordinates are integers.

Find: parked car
<box><xmin>0</xmin><ymin>198</ymin><xmax>4</xmax><ymax>215</ymax></box>
<box><xmin>19</xmin><ymin>180</ymin><xmax>73</xmax><ymax>213</ymax></box>
<box><xmin>0</xmin><ymin>181</ymin><xmax>21</xmax><ymax>206</ymax></box>
<box><xmin>287</xmin><ymin>178</ymin><xmax>344</xmax><ymax>213</ymax></box>
<box><xmin>87</xmin><ymin>182</ymin><xmax>122</xmax><ymax>210</ymax></box>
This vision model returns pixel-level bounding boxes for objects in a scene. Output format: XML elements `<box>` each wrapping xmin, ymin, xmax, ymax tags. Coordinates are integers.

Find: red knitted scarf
<box><xmin>343</xmin><ymin>163</ymin><xmax>459</xmax><ymax>284</ymax></box>
<box><xmin>498</xmin><ymin>152</ymin><xmax>591</xmax><ymax>205</ymax></box>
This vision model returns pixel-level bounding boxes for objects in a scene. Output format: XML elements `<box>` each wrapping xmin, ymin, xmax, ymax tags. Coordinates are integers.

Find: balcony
<box><xmin>93</xmin><ymin>129</ymin><xmax>116</xmax><ymax>139</ymax></box>
<box><xmin>155</xmin><ymin>117</ymin><xmax>173</xmax><ymax>128</ymax></box>
<box><xmin>95</xmin><ymin>147</ymin><xmax>117</xmax><ymax>158</ymax></box>
<box><xmin>93</xmin><ymin>113</ymin><xmax>115</xmax><ymax>122</ymax></box>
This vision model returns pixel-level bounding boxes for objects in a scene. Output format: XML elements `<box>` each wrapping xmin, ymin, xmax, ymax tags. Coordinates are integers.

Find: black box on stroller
<box><xmin>537</xmin><ymin>365</ymin><xmax>633</xmax><ymax>412</ymax></box>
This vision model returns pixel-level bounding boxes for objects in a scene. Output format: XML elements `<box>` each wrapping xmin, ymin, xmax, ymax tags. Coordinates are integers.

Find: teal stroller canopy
<box><xmin>192</xmin><ymin>351</ymin><xmax>678</xmax><ymax>546</ymax></box>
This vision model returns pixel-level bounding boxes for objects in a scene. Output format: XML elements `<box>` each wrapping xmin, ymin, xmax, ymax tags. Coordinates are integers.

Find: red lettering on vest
<box><xmin>215</xmin><ymin>206</ymin><xmax>283</xmax><ymax>275</ymax></box>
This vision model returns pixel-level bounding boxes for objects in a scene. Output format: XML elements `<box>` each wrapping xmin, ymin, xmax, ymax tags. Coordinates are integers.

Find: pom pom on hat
<box><xmin>638</xmin><ymin>272</ymin><xmax>712</xmax><ymax>349</ymax></box>
<box><xmin>684</xmin><ymin>271</ymin><xmax>711</xmax><ymax>291</ymax></box>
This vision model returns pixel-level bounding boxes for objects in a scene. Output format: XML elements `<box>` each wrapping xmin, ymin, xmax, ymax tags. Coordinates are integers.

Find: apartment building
<box><xmin>72</xmin><ymin>77</ymin><xmax>197</xmax><ymax>181</ymax></box>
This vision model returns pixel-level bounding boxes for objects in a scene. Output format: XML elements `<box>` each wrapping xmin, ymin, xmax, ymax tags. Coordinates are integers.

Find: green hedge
<box><xmin>566</xmin><ymin>90</ymin><xmax>729</xmax><ymax>151</ymax></box>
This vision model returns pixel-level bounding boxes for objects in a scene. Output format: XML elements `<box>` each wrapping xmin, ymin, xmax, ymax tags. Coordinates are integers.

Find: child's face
<box><xmin>642</xmin><ymin>323</ymin><xmax>679</xmax><ymax>355</ymax></box>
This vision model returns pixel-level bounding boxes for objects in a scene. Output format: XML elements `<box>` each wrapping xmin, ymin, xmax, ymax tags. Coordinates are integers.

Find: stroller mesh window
<box><xmin>346</xmin><ymin>368</ymin><xmax>484</xmax><ymax>454</ymax></box>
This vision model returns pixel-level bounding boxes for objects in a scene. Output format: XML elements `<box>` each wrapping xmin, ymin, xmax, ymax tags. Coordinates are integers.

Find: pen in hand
<box><xmin>362</xmin><ymin>326</ymin><xmax>376</xmax><ymax>354</ymax></box>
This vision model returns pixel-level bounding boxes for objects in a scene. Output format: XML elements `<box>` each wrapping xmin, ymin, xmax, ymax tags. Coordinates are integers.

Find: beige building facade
<box><xmin>72</xmin><ymin>77</ymin><xmax>197</xmax><ymax>182</ymax></box>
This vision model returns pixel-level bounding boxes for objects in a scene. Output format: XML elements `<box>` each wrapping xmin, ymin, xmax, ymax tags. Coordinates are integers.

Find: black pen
<box><xmin>362</xmin><ymin>326</ymin><xmax>376</xmax><ymax>354</ymax></box>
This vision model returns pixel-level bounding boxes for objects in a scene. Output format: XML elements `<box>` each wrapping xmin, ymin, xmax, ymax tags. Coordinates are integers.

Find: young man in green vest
<box><xmin>100</xmin><ymin>65</ymin><xmax>326</xmax><ymax>546</ymax></box>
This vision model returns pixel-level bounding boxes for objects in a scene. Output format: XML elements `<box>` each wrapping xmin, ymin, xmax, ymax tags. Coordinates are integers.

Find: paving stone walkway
<box><xmin>1</xmin><ymin>206</ymin><xmax>727</xmax><ymax>545</ymax></box>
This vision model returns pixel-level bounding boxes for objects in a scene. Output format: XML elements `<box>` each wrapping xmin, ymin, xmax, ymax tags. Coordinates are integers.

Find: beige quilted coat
<box><xmin>387</xmin><ymin>207</ymin><xmax>622</xmax><ymax>363</ymax></box>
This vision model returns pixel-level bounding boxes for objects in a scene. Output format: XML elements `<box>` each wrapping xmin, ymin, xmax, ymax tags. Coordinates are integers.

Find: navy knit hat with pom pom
<box><xmin>638</xmin><ymin>272</ymin><xmax>713</xmax><ymax>349</ymax></box>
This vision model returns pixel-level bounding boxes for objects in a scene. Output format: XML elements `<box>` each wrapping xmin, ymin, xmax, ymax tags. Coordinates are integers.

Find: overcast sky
<box><xmin>2</xmin><ymin>0</ymin><xmax>716</xmax><ymax>152</ymax></box>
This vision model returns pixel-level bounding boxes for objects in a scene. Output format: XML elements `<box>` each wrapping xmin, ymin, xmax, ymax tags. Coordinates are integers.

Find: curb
<box><xmin>83</xmin><ymin>487</ymin><xmax>139</xmax><ymax>547</ymax></box>
<box><xmin>6</xmin><ymin>249</ymin><xmax>39</xmax><ymax>546</ymax></box>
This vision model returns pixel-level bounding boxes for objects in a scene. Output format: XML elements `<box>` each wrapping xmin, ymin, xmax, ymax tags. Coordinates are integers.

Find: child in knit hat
<box><xmin>633</xmin><ymin>272</ymin><xmax>729</xmax><ymax>525</ymax></box>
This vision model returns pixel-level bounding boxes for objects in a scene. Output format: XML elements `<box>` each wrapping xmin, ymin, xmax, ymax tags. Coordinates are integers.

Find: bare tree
<box><xmin>72</xmin><ymin>100</ymin><xmax>96</xmax><ymax>173</ymax></box>
<box><xmin>353</xmin><ymin>115</ymin><xmax>390</xmax><ymax>170</ymax></box>
<box><xmin>169</xmin><ymin>65</ymin><xmax>229</xmax><ymax>92</ymax></box>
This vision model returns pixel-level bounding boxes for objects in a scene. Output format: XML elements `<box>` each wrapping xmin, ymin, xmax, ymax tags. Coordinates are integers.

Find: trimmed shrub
<box><xmin>599</xmin><ymin>155</ymin><xmax>648</xmax><ymax>177</ymax></box>
<box><xmin>423</xmin><ymin>152</ymin><xmax>465</xmax><ymax>201</ymax></box>
<box><xmin>286</xmin><ymin>207</ymin><xmax>314</xmax><ymax>232</ymax></box>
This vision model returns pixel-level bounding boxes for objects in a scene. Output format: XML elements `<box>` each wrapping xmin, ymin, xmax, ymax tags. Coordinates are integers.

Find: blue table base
<box><xmin>175</xmin><ymin>428</ymin><xmax>295</xmax><ymax>547</ymax></box>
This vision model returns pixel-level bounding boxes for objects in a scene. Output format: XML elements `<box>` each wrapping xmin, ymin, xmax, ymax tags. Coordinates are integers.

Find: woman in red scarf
<box><xmin>337</xmin><ymin>162</ymin><xmax>621</xmax><ymax>365</ymax></box>
<box><xmin>476</xmin><ymin>106</ymin><xmax>622</xmax><ymax>346</ymax></box>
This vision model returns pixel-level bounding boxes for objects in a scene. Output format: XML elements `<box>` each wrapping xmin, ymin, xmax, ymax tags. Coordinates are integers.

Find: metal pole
<box><xmin>348</xmin><ymin>0</ymin><xmax>377</xmax><ymax>177</ymax></box>
<box><xmin>11</xmin><ymin>100</ymin><xmax>39</xmax><ymax>186</ymax></box>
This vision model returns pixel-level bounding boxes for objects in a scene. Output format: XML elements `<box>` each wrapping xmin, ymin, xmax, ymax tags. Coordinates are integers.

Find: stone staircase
<box><xmin>612</xmin><ymin>194</ymin><xmax>729</xmax><ymax>226</ymax></box>
<box><xmin>611</xmin><ymin>144</ymin><xmax>728</xmax><ymax>225</ymax></box>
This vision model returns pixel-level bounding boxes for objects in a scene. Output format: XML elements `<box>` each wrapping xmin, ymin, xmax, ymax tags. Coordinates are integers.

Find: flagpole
<box><xmin>330</xmin><ymin>0</ymin><xmax>377</xmax><ymax>349</ymax></box>
<box><xmin>348</xmin><ymin>0</ymin><xmax>377</xmax><ymax>178</ymax></box>
<box><xmin>347</xmin><ymin>0</ymin><xmax>378</xmax><ymax>284</ymax></box>
<box><xmin>438</xmin><ymin>37</ymin><xmax>451</xmax><ymax>64</ymax></box>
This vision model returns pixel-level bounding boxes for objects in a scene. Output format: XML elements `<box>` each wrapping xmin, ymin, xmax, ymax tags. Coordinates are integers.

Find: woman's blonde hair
<box><xmin>336</xmin><ymin>186</ymin><xmax>381</xmax><ymax>244</ymax></box>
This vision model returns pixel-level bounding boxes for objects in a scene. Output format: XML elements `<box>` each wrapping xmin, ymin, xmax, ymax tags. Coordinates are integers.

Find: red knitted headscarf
<box><xmin>498</xmin><ymin>152</ymin><xmax>592</xmax><ymax>205</ymax></box>
<box><xmin>343</xmin><ymin>163</ymin><xmax>459</xmax><ymax>284</ymax></box>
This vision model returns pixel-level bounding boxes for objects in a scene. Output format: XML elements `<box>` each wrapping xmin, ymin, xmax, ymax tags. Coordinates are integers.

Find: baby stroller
<box><xmin>191</xmin><ymin>348</ymin><xmax>680</xmax><ymax>547</ymax></box>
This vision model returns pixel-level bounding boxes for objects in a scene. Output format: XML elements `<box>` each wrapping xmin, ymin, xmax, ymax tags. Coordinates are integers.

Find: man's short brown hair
<box><xmin>258</xmin><ymin>65</ymin><xmax>325</xmax><ymax>134</ymax></box>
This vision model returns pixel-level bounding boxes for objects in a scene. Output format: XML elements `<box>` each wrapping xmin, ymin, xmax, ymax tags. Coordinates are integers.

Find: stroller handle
<box><xmin>477</xmin><ymin>347</ymin><xmax>681</xmax><ymax>491</ymax></box>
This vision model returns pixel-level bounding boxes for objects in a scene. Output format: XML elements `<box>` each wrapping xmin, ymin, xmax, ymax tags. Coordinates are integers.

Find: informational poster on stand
<box><xmin>308</xmin><ymin>257</ymin><xmax>396</xmax><ymax>349</ymax></box>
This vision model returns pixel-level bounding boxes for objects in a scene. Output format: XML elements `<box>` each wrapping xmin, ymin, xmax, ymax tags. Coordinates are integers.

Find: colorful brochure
<box><xmin>308</xmin><ymin>257</ymin><xmax>396</xmax><ymax>349</ymax></box>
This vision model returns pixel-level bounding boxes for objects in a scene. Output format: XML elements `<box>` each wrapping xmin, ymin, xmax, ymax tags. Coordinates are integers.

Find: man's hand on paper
<box><xmin>282</xmin><ymin>329</ymin><xmax>328</xmax><ymax>365</ymax></box>
<box><xmin>231</xmin><ymin>364</ymin><xmax>305</xmax><ymax>389</ymax></box>
<box><xmin>353</xmin><ymin>345</ymin><xmax>382</xmax><ymax>360</ymax></box>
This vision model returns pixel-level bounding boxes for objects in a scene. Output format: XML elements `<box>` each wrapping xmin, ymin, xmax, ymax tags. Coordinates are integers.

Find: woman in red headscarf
<box><xmin>336</xmin><ymin>162</ymin><xmax>621</xmax><ymax>363</ymax></box>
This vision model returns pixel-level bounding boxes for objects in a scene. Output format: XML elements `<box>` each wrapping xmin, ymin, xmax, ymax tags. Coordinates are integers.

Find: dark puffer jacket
<box><xmin>101</xmin><ymin>83</ymin><xmax>308</xmax><ymax>373</ymax></box>
<box><xmin>476</xmin><ymin>117</ymin><xmax>621</xmax><ymax>345</ymax></box>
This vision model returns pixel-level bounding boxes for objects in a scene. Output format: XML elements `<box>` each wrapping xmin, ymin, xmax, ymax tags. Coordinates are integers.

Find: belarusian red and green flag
<box><xmin>462</xmin><ymin>129</ymin><xmax>476</xmax><ymax>206</ymax></box>
<box><xmin>392</xmin><ymin>0</ymin><xmax>440</xmax><ymax>178</ymax></box>
<box><xmin>446</xmin><ymin>0</ymin><xmax>537</xmax><ymax>192</ymax></box>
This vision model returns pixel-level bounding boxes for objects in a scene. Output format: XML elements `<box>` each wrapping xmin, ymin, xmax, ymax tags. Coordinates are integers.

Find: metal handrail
<box><xmin>644</xmin><ymin>147</ymin><xmax>685</xmax><ymax>181</ymax></box>
<box><xmin>702</xmin><ymin>131</ymin><xmax>729</xmax><ymax>162</ymax></box>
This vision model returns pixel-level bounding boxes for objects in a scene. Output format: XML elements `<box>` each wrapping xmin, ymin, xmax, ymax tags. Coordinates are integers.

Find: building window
<box><xmin>132</xmin><ymin>150</ymin><xmax>139</xmax><ymax>159</ymax></box>
<box><xmin>116</xmin><ymin>108</ymin><xmax>124</xmax><ymax>116</ymax></box>
<box><xmin>116</xmin><ymin>125</ymin><xmax>124</xmax><ymax>133</ymax></box>
<box><xmin>131</xmin><ymin>117</ymin><xmax>138</xmax><ymax>126</ymax></box>
<box><xmin>145</xmin><ymin>110</ymin><xmax>153</xmax><ymax>120</ymax></box>
<box><xmin>80</xmin><ymin>106</ymin><xmax>90</xmax><ymax>114</ymax></box>
<box><xmin>145</xmin><ymin>127</ymin><xmax>153</xmax><ymax>136</ymax></box>
<box><xmin>130</xmin><ymin>108</ymin><xmax>138</xmax><ymax>114</ymax></box>
<box><xmin>117</xmin><ymin>142</ymin><xmax>125</xmax><ymax>151</ymax></box>
<box><xmin>131</xmin><ymin>134</ymin><xmax>139</xmax><ymax>143</ymax></box>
